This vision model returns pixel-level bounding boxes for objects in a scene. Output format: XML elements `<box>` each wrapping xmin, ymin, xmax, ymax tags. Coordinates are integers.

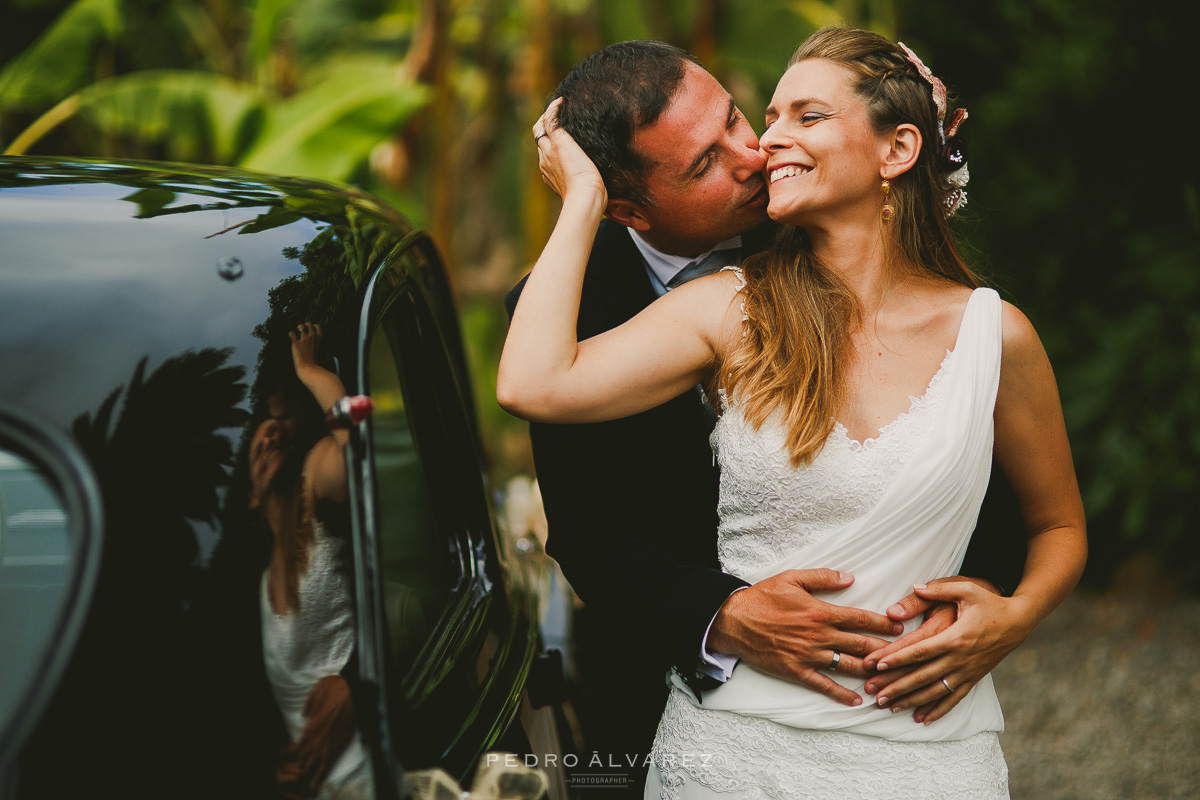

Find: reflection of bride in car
<box><xmin>249</xmin><ymin>322</ymin><xmax>372</xmax><ymax>800</ymax></box>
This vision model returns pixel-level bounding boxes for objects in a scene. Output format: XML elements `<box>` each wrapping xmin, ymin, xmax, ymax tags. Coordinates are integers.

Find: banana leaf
<box><xmin>72</xmin><ymin>70</ymin><xmax>266</xmax><ymax>163</ymax></box>
<box><xmin>238</xmin><ymin>58</ymin><xmax>429</xmax><ymax>183</ymax></box>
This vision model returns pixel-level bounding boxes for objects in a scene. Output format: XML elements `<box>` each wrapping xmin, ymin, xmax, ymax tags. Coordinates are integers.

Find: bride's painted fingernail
<box><xmin>877</xmin><ymin>696</ymin><xmax>890</xmax><ymax>708</ymax></box>
<box><xmin>877</xmin><ymin>662</ymin><xmax>890</xmax><ymax>670</ymax></box>
<box><xmin>913</xmin><ymin>583</ymin><xmax>928</xmax><ymax>590</ymax></box>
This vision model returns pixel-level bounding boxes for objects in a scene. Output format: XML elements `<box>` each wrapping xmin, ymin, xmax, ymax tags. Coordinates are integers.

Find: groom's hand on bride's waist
<box><xmin>705</xmin><ymin>568</ymin><xmax>905</xmax><ymax>707</ymax></box>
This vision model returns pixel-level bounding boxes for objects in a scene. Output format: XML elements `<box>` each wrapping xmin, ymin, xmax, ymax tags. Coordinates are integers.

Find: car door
<box><xmin>353</xmin><ymin>234</ymin><xmax>537</xmax><ymax>788</ymax></box>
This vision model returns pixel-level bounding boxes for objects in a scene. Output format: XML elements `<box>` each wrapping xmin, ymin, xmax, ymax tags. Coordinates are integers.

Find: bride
<box><xmin>499</xmin><ymin>27</ymin><xmax>1086</xmax><ymax>799</ymax></box>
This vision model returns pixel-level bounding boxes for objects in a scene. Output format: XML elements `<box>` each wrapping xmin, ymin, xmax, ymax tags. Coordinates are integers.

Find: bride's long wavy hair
<box><xmin>720</xmin><ymin>27</ymin><xmax>981</xmax><ymax>466</ymax></box>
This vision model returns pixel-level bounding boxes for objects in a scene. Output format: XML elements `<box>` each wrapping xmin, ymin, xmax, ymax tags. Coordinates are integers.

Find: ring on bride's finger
<box><xmin>829</xmin><ymin>652</ymin><xmax>841</xmax><ymax>671</ymax></box>
<box><xmin>941</xmin><ymin>678</ymin><xmax>954</xmax><ymax>692</ymax></box>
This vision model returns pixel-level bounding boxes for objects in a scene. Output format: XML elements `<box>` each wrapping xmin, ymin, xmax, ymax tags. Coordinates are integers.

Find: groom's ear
<box><xmin>605</xmin><ymin>198</ymin><xmax>652</xmax><ymax>232</ymax></box>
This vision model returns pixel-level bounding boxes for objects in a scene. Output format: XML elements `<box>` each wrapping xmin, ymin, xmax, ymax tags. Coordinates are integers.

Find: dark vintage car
<box><xmin>0</xmin><ymin>157</ymin><xmax>570</xmax><ymax>800</ymax></box>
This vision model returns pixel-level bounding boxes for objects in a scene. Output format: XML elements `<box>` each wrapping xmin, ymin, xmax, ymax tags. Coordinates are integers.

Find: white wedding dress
<box><xmin>646</xmin><ymin>286</ymin><xmax>1010</xmax><ymax>799</ymax></box>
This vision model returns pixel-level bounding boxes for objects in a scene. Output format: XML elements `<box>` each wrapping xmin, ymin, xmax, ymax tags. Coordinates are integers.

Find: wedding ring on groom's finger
<box><xmin>829</xmin><ymin>652</ymin><xmax>841</xmax><ymax>672</ymax></box>
<box><xmin>941</xmin><ymin>678</ymin><xmax>955</xmax><ymax>692</ymax></box>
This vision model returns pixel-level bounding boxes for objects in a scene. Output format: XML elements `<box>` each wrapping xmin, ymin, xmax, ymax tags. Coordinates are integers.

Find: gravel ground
<box><xmin>993</xmin><ymin>587</ymin><xmax>1200</xmax><ymax>799</ymax></box>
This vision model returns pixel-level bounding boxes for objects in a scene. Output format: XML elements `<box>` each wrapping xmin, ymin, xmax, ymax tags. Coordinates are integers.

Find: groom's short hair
<box><xmin>551</xmin><ymin>40</ymin><xmax>699</xmax><ymax>207</ymax></box>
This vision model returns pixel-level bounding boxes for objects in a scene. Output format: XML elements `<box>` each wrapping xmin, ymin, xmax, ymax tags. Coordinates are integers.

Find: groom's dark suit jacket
<box><xmin>504</xmin><ymin>219</ymin><xmax>1025</xmax><ymax>762</ymax></box>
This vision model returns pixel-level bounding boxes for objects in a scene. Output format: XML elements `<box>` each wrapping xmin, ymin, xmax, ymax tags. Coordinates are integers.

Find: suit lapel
<box><xmin>578</xmin><ymin>220</ymin><xmax>657</xmax><ymax>338</ymax></box>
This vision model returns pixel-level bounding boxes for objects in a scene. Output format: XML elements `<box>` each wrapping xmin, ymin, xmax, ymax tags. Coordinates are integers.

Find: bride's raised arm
<box><xmin>498</xmin><ymin>101</ymin><xmax>743</xmax><ymax>424</ymax></box>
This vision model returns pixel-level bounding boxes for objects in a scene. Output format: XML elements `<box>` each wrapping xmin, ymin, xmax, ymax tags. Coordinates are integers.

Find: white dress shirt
<box><xmin>626</xmin><ymin>228</ymin><xmax>743</xmax><ymax>682</ymax></box>
<box><xmin>628</xmin><ymin>229</ymin><xmax>742</xmax><ymax>299</ymax></box>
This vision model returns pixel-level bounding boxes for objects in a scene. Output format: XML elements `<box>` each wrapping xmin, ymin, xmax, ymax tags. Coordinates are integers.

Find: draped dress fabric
<box><xmin>646</xmin><ymin>286</ymin><xmax>1010</xmax><ymax>799</ymax></box>
<box><xmin>261</xmin><ymin>522</ymin><xmax>373</xmax><ymax>799</ymax></box>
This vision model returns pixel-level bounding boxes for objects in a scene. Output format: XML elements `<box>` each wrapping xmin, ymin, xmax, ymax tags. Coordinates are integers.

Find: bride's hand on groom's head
<box><xmin>533</xmin><ymin>98</ymin><xmax>607</xmax><ymax>207</ymax></box>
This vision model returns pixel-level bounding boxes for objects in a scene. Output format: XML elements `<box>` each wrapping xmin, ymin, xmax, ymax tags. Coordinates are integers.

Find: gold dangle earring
<box><xmin>881</xmin><ymin>180</ymin><xmax>894</xmax><ymax>221</ymax></box>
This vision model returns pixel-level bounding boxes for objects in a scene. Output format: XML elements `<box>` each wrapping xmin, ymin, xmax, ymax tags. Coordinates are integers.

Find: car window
<box><xmin>367</xmin><ymin>301</ymin><xmax>456</xmax><ymax>679</ymax></box>
<box><xmin>0</xmin><ymin>445</ymin><xmax>74</xmax><ymax>734</ymax></box>
<box><xmin>0</xmin><ymin>452</ymin><xmax>69</xmax><ymax>567</ymax></box>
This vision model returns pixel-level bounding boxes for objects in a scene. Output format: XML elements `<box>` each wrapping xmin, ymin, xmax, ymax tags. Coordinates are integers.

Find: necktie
<box><xmin>666</xmin><ymin>247</ymin><xmax>742</xmax><ymax>289</ymax></box>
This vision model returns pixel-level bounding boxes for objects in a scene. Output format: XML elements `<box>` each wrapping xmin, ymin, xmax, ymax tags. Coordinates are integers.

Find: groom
<box><xmin>505</xmin><ymin>40</ymin><xmax>1024</xmax><ymax>791</ymax></box>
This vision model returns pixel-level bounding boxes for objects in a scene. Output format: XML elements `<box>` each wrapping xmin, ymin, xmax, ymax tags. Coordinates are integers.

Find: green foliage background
<box><xmin>2</xmin><ymin>0</ymin><xmax>1195</xmax><ymax>586</ymax></box>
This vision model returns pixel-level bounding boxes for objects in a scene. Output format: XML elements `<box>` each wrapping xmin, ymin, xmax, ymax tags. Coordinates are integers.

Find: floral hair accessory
<box><xmin>898</xmin><ymin>42</ymin><xmax>946</xmax><ymax>134</ymax></box>
<box><xmin>944</xmin><ymin>107</ymin><xmax>968</xmax><ymax>139</ymax></box>
<box><xmin>898</xmin><ymin>41</ymin><xmax>969</xmax><ymax>217</ymax></box>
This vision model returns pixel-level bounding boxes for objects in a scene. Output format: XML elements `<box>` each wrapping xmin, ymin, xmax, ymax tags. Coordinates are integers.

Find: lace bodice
<box><xmin>712</xmin><ymin>348</ymin><xmax>953</xmax><ymax>580</ymax></box>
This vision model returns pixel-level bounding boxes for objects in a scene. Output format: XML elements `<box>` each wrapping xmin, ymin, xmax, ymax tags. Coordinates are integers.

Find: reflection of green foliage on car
<box><xmin>250</xmin><ymin>234</ymin><xmax>360</xmax><ymax>412</ymax></box>
<box><xmin>243</xmin><ymin>186</ymin><xmax>409</xmax><ymax>414</ymax></box>
<box><xmin>72</xmin><ymin>349</ymin><xmax>249</xmax><ymax>566</ymax></box>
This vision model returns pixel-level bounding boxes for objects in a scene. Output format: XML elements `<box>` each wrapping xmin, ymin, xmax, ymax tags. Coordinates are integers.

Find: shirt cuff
<box><xmin>696</xmin><ymin>586</ymin><xmax>746</xmax><ymax>682</ymax></box>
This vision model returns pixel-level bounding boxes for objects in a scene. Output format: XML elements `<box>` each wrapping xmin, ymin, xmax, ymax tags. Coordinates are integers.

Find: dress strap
<box><xmin>720</xmin><ymin>266</ymin><xmax>749</xmax><ymax>334</ymax></box>
<box><xmin>952</xmin><ymin>288</ymin><xmax>1003</xmax><ymax>419</ymax></box>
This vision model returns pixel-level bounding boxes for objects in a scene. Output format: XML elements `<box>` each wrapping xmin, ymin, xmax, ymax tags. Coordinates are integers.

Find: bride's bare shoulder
<box><xmin>998</xmin><ymin>299</ymin><xmax>1046</xmax><ymax>368</ymax></box>
<box><xmin>925</xmin><ymin>279</ymin><xmax>974</xmax><ymax>307</ymax></box>
<box><xmin>896</xmin><ymin>278</ymin><xmax>974</xmax><ymax>334</ymax></box>
<box><xmin>658</xmin><ymin>267</ymin><xmax>751</xmax><ymax>351</ymax></box>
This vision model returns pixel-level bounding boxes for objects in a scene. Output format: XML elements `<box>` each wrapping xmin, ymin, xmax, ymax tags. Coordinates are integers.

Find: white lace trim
<box><xmin>720</xmin><ymin>265</ymin><xmax>749</xmax><ymax>332</ymax></box>
<box><xmin>719</xmin><ymin>264</ymin><xmax>747</xmax><ymax>291</ymax></box>
<box><xmin>649</xmin><ymin>691</ymin><xmax>1009</xmax><ymax>800</ymax></box>
<box><xmin>833</xmin><ymin>348</ymin><xmax>954</xmax><ymax>452</ymax></box>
